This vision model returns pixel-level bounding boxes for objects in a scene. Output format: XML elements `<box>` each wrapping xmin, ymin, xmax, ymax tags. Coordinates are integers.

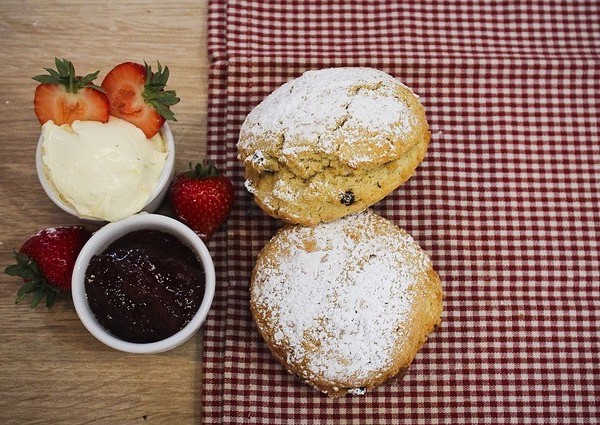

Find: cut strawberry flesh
<box><xmin>112</xmin><ymin>87</ymin><xmax>143</xmax><ymax>116</ymax></box>
<box><xmin>34</xmin><ymin>84</ymin><xmax>109</xmax><ymax>125</ymax></box>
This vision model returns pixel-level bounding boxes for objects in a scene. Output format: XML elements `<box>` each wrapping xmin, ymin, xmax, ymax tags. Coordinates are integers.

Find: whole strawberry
<box><xmin>5</xmin><ymin>226</ymin><xmax>92</xmax><ymax>308</ymax></box>
<box><xmin>170</xmin><ymin>162</ymin><xmax>234</xmax><ymax>240</ymax></box>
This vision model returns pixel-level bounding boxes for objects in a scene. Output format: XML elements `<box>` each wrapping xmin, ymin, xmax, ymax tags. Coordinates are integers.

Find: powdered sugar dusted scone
<box><xmin>238</xmin><ymin>67</ymin><xmax>431</xmax><ymax>225</ymax></box>
<box><xmin>250</xmin><ymin>210</ymin><xmax>443</xmax><ymax>396</ymax></box>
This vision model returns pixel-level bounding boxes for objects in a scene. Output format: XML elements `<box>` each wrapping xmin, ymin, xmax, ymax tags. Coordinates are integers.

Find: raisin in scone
<box><xmin>238</xmin><ymin>67</ymin><xmax>431</xmax><ymax>225</ymax></box>
<box><xmin>250</xmin><ymin>210</ymin><xmax>443</xmax><ymax>397</ymax></box>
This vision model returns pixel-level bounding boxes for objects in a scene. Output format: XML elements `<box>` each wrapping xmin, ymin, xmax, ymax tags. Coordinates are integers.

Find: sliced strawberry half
<box><xmin>101</xmin><ymin>61</ymin><xmax>180</xmax><ymax>138</ymax></box>
<box><xmin>32</xmin><ymin>58</ymin><xmax>109</xmax><ymax>125</ymax></box>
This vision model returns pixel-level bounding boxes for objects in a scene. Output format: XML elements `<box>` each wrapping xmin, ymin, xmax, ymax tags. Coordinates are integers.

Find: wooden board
<box><xmin>0</xmin><ymin>1</ymin><xmax>209</xmax><ymax>423</ymax></box>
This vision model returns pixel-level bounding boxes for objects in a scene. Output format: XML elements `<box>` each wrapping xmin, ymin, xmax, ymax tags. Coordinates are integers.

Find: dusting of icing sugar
<box><xmin>348</xmin><ymin>387</ymin><xmax>367</xmax><ymax>396</ymax></box>
<box><xmin>270</xmin><ymin>178</ymin><xmax>334</xmax><ymax>206</ymax></box>
<box><xmin>281</xmin><ymin>144</ymin><xmax>312</xmax><ymax>156</ymax></box>
<box><xmin>238</xmin><ymin>67</ymin><xmax>419</xmax><ymax>164</ymax></box>
<box><xmin>271</xmin><ymin>179</ymin><xmax>300</xmax><ymax>203</ymax></box>
<box><xmin>252</xmin><ymin>210</ymin><xmax>432</xmax><ymax>384</ymax></box>
<box><xmin>244</xmin><ymin>179</ymin><xmax>257</xmax><ymax>194</ymax></box>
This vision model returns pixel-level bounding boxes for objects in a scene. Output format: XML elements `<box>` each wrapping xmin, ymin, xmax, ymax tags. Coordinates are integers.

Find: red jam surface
<box><xmin>85</xmin><ymin>229</ymin><xmax>205</xmax><ymax>343</ymax></box>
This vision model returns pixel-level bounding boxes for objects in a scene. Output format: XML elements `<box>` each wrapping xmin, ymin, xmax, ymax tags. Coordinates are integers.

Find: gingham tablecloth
<box><xmin>201</xmin><ymin>1</ymin><xmax>600</xmax><ymax>423</ymax></box>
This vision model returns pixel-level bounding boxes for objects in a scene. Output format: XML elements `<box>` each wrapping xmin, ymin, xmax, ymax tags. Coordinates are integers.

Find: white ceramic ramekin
<box><xmin>36</xmin><ymin>122</ymin><xmax>175</xmax><ymax>221</ymax></box>
<box><xmin>71</xmin><ymin>213</ymin><xmax>215</xmax><ymax>354</ymax></box>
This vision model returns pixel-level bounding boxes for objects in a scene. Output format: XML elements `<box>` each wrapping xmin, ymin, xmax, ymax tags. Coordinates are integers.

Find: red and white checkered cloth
<box><xmin>202</xmin><ymin>1</ymin><xmax>600</xmax><ymax>423</ymax></box>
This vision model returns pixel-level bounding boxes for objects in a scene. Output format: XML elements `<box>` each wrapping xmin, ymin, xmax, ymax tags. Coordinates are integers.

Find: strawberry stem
<box><xmin>188</xmin><ymin>161</ymin><xmax>220</xmax><ymax>179</ymax></box>
<box><xmin>142</xmin><ymin>61</ymin><xmax>180</xmax><ymax>122</ymax></box>
<box><xmin>32</xmin><ymin>58</ymin><xmax>104</xmax><ymax>94</ymax></box>
<box><xmin>68</xmin><ymin>60</ymin><xmax>76</xmax><ymax>93</ymax></box>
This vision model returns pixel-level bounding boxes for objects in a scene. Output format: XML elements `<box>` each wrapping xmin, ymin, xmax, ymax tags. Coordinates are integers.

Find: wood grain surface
<box><xmin>0</xmin><ymin>1</ymin><xmax>209</xmax><ymax>423</ymax></box>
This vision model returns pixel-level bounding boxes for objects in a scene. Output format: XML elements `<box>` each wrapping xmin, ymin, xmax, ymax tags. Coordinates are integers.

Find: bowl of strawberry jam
<box><xmin>72</xmin><ymin>213</ymin><xmax>215</xmax><ymax>353</ymax></box>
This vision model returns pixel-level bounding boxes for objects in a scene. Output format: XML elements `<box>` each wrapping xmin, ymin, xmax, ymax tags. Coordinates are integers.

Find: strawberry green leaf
<box><xmin>4</xmin><ymin>264</ymin><xmax>33</xmax><ymax>279</ymax></box>
<box><xmin>5</xmin><ymin>251</ymin><xmax>39</xmax><ymax>279</ymax></box>
<box><xmin>79</xmin><ymin>70</ymin><xmax>101</xmax><ymax>86</ymax></box>
<box><xmin>160</xmin><ymin>91</ymin><xmax>180</xmax><ymax>106</ymax></box>
<box><xmin>45</xmin><ymin>290</ymin><xmax>58</xmax><ymax>309</ymax></box>
<box><xmin>55</xmin><ymin>57</ymin><xmax>69</xmax><ymax>76</ymax></box>
<box><xmin>32</xmin><ymin>74</ymin><xmax>59</xmax><ymax>84</ymax></box>
<box><xmin>44</xmin><ymin>67</ymin><xmax>61</xmax><ymax>78</ymax></box>
<box><xmin>30</xmin><ymin>288</ymin><xmax>47</xmax><ymax>309</ymax></box>
<box><xmin>15</xmin><ymin>291</ymin><xmax>29</xmax><ymax>305</ymax></box>
<box><xmin>16</xmin><ymin>280</ymin><xmax>41</xmax><ymax>298</ymax></box>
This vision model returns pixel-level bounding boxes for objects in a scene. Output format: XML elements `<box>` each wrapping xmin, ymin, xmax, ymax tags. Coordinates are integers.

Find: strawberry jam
<box><xmin>85</xmin><ymin>229</ymin><xmax>205</xmax><ymax>343</ymax></box>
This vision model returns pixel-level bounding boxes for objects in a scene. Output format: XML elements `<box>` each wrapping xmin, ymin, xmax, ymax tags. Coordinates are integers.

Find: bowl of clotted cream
<box><xmin>36</xmin><ymin>117</ymin><xmax>174</xmax><ymax>222</ymax></box>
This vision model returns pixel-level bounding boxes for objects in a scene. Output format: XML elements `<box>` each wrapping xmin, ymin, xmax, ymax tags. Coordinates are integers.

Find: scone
<box><xmin>250</xmin><ymin>210</ymin><xmax>443</xmax><ymax>397</ymax></box>
<box><xmin>238</xmin><ymin>67</ymin><xmax>431</xmax><ymax>225</ymax></box>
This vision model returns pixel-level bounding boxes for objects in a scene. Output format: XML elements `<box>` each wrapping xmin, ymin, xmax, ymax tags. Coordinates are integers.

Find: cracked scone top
<box><xmin>250</xmin><ymin>210</ymin><xmax>443</xmax><ymax>397</ymax></box>
<box><xmin>237</xmin><ymin>67</ymin><xmax>431</xmax><ymax>225</ymax></box>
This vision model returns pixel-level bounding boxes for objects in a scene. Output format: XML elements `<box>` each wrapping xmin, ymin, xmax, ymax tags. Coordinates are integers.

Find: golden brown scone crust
<box><xmin>250</xmin><ymin>210</ymin><xmax>443</xmax><ymax>396</ymax></box>
<box><xmin>238</xmin><ymin>67</ymin><xmax>431</xmax><ymax>225</ymax></box>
